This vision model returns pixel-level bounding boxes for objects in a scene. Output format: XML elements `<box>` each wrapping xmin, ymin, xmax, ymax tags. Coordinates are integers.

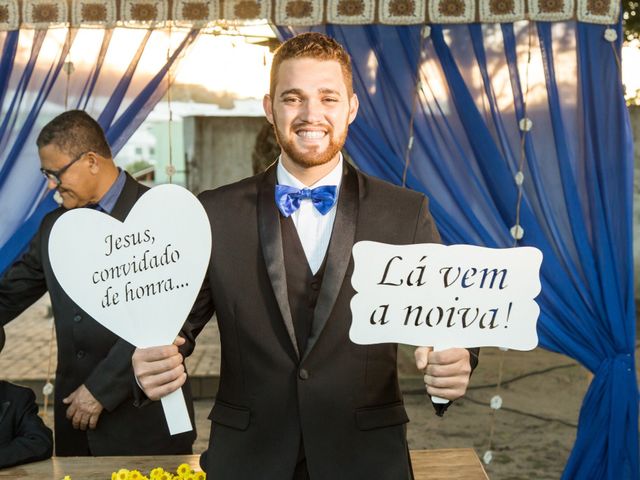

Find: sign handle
<box><xmin>430</xmin><ymin>345</ymin><xmax>449</xmax><ymax>405</ymax></box>
<box><xmin>160</xmin><ymin>388</ymin><xmax>193</xmax><ymax>435</ymax></box>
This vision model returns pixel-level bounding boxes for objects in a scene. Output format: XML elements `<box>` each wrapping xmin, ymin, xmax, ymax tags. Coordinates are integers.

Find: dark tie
<box><xmin>88</xmin><ymin>203</ymin><xmax>105</xmax><ymax>213</ymax></box>
<box><xmin>275</xmin><ymin>185</ymin><xmax>337</xmax><ymax>217</ymax></box>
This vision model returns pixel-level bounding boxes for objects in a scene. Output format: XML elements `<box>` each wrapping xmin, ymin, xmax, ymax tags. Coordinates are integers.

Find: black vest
<box><xmin>281</xmin><ymin>216</ymin><xmax>330</xmax><ymax>475</ymax></box>
<box><xmin>280</xmin><ymin>216</ymin><xmax>327</xmax><ymax>355</ymax></box>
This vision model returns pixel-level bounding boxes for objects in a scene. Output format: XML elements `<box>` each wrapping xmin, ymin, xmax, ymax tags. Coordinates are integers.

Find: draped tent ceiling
<box><xmin>0</xmin><ymin>0</ymin><xmax>621</xmax><ymax>28</ymax></box>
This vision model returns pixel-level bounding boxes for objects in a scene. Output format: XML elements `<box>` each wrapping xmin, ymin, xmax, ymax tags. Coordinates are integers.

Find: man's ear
<box><xmin>263</xmin><ymin>94</ymin><xmax>274</xmax><ymax>125</ymax></box>
<box><xmin>87</xmin><ymin>152</ymin><xmax>100</xmax><ymax>173</ymax></box>
<box><xmin>348</xmin><ymin>93</ymin><xmax>359</xmax><ymax>125</ymax></box>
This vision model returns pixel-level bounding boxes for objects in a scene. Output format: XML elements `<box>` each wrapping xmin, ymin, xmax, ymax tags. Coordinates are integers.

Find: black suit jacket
<box><xmin>184</xmin><ymin>163</ymin><xmax>476</xmax><ymax>478</ymax></box>
<box><xmin>0</xmin><ymin>381</ymin><xmax>52</xmax><ymax>468</ymax></box>
<box><xmin>0</xmin><ymin>173</ymin><xmax>195</xmax><ymax>456</ymax></box>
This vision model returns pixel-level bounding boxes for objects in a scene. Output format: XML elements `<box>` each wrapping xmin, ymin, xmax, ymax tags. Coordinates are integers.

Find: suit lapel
<box><xmin>258</xmin><ymin>166</ymin><xmax>300</xmax><ymax>359</ymax></box>
<box><xmin>302</xmin><ymin>163</ymin><xmax>358</xmax><ymax>360</ymax></box>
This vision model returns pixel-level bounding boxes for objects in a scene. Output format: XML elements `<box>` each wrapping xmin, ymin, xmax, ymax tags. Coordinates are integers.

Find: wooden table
<box><xmin>0</xmin><ymin>449</ymin><xmax>489</xmax><ymax>479</ymax></box>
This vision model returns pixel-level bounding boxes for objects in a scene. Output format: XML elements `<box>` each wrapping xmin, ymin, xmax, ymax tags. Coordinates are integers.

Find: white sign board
<box><xmin>49</xmin><ymin>184</ymin><xmax>212</xmax><ymax>435</ymax></box>
<box><xmin>350</xmin><ymin>242</ymin><xmax>542</xmax><ymax>351</ymax></box>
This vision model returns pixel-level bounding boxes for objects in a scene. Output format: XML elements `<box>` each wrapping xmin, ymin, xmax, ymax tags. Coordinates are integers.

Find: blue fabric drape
<box><xmin>0</xmin><ymin>28</ymin><xmax>199</xmax><ymax>275</ymax></box>
<box><xmin>280</xmin><ymin>22</ymin><xmax>638</xmax><ymax>479</ymax></box>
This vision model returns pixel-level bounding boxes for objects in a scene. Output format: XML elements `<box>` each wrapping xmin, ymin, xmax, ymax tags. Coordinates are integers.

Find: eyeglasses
<box><xmin>40</xmin><ymin>151</ymin><xmax>89</xmax><ymax>186</ymax></box>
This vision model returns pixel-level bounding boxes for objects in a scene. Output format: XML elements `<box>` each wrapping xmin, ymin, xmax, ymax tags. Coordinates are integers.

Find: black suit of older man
<box><xmin>0</xmin><ymin>173</ymin><xmax>195</xmax><ymax>456</ymax></box>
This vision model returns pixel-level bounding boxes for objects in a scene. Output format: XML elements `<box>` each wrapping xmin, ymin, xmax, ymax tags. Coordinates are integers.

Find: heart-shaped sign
<box><xmin>49</xmin><ymin>184</ymin><xmax>212</xmax><ymax>434</ymax></box>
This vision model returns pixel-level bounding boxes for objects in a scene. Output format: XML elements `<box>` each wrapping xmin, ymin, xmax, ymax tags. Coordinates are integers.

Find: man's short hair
<box><xmin>36</xmin><ymin>110</ymin><xmax>112</xmax><ymax>159</ymax></box>
<box><xmin>269</xmin><ymin>32</ymin><xmax>354</xmax><ymax>97</ymax></box>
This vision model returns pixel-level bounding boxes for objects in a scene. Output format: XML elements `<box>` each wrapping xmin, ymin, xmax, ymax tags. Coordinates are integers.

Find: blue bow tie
<box><xmin>275</xmin><ymin>184</ymin><xmax>337</xmax><ymax>217</ymax></box>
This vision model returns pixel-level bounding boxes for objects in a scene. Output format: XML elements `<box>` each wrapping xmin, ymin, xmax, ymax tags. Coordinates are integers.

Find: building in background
<box><xmin>114</xmin><ymin>97</ymin><xmax>266</xmax><ymax>190</ymax></box>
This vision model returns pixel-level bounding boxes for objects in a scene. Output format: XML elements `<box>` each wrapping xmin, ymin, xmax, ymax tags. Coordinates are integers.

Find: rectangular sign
<box><xmin>349</xmin><ymin>242</ymin><xmax>542</xmax><ymax>351</ymax></box>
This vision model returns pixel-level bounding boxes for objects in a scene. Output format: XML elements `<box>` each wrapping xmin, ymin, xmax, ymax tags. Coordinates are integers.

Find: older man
<box><xmin>0</xmin><ymin>110</ymin><xmax>195</xmax><ymax>456</ymax></box>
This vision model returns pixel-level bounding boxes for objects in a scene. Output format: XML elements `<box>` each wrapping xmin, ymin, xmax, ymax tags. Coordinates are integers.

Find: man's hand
<box><xmin>63</xmin><ymin>384</ymin><xmax>104</xmax><ymax>430</ymax></box>
<box><xmin>132</xmin><ymin>336</ymin><xmax>187</xmax><ymax>401</ymax></box>
<box><xmin>414</xmin><ymin>347</ymin><xmax>472</xmax><ymax>402</ymax></box>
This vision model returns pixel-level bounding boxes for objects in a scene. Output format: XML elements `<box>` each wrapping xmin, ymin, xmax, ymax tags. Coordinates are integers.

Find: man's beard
<box><xmin>272</xmin><ymin>121</ymin><xmax>347</xmax><ymax>168</ymax></box>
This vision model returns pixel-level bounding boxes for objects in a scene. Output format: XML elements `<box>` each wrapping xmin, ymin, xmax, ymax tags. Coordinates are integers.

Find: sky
<box><xmin>173</xmin><ymin>28</ymin><xmax>640</xmax><ymax>103</ymax></box>
<box><xmin>172</xmin><ymin>24</ymin><xmax>274</xmax><ymax>99</ymax></box>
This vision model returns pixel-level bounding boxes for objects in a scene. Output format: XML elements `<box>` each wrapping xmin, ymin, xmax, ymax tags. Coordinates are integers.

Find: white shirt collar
<box><xmin>276</xmin><ymin>154</ymin><xmax>344</xmax><ymax>190</ymax></box>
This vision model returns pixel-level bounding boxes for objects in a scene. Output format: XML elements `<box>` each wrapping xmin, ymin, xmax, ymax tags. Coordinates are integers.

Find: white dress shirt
<box><xmin>277</xmin><ymin>157</ymin><xmax>343</xmax><ymax>274</ymax></box>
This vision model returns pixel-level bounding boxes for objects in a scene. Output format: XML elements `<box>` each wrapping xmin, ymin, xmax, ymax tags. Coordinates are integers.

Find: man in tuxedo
<box><xmin>133</xmin><ymin>33</ymin><xmax>477</xmax><ymax>478</ymax></box>
<box><xmin>0</xmin><ymin>110</ymin><xmax>195</xmax><ymax>456</ymax></box>
<box><xmin>0</xmin><ymin>326</ymin><xmax>53</xmax><ymax>468</ymax></box>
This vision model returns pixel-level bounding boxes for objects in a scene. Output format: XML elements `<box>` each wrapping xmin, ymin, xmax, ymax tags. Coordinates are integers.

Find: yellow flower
<box><xmin>150</xmin><ymin>468</ymin><xmax>165</xmax><ymax>480</ymax></box>
<box><xmin>193</xmin><ymin>472</ymin><xmax>206</xmax><ymax>480</ymax></box>
<box><xmin>128</xmin><ymin>470</ymin><xmax>143</xmax><ymax>480</ymax></box>
<box><xmin>112</xmin><ymin>473</ymin><xmax>117</xmax><ymax>480</ymax></box>
<box><xmin>159</xmin><ymin>473</ymin><xmax>172</xmax><ymax>480</ymax></box>
<box><xmin>177</xmin><ymin>463</ymin><xmax>192</xmax><ymax>477</ymax></box>
<box><xmin>116</xmin><ymin>469</ymin><xmax>130</xmax><ymax>480</ymax></box>
<box><xmin>62</xmin><ymin>476</ymin><xmax>72</xmax><ymax>480</ymax></box>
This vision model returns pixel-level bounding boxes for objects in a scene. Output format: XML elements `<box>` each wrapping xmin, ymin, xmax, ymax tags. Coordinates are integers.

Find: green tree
<box><xmin>125</xmin><ymin>160</ymin><xmax>153</xmax><ymax>175</ymax></box>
